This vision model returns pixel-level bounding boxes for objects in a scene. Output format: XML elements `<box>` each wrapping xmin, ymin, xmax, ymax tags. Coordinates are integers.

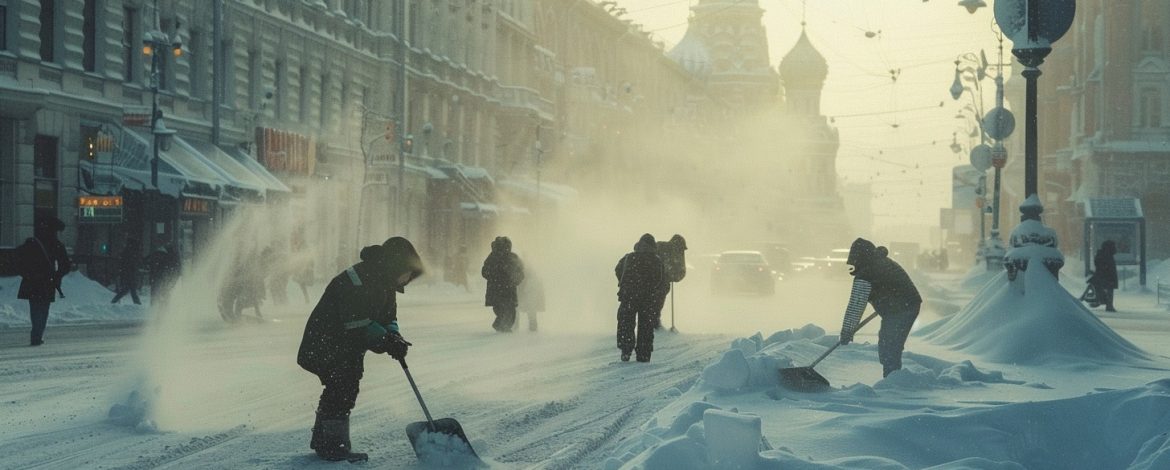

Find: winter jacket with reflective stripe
<box><xmin>297</xmin><ymin>263</ymin><xmax>397</xmax><ymax>375</ymax></box>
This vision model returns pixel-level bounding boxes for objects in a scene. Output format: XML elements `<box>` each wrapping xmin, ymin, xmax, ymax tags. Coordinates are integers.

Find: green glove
<box><xmin>365</xmin><ymin>322</ymin><xmax>389</xmax><ymax>352</ymax></box>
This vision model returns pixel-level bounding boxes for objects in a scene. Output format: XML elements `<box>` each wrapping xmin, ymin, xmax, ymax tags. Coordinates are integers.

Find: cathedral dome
<box><xmin>668</xmin><ymin>29</ymin><xmax>713</xmax><ymax>79</ymax></box>
<box><xmin>779</xmin><ymin>29</ymin><xmax>828</xmax><ymax>87</ymax></box>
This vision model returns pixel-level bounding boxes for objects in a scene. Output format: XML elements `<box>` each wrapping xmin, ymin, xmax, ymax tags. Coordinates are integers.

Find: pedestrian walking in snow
<box><xmin>615</xmin><ymin>234</ymin><xmax>667</xmax><ymax>362</ymax></box>
<box><xmin>297</xmin><ymin>237</ymin><xmax>424</xmax><ymax>462</ymax></box>
<box><xmin>1093</xmin><ymin>240</ymin><xmax>1119</xmax><ymax>312</ymax></box>
<box><xmin>110</xmin><ymin>238</ymin><xmax>142</xmax><ymax>305</ymax></box>
<box><xmin>146</xmin><ymin>242</ymin><xmax>181</xmax><ymax>309</ymax></box>
<box><xmin>518</xmin><ymin>266</ymin><xmax>545</xmax><ymax>332</ymax></box>
<box><xmin>15</xmin><ymin>217</ymin><xmax>71</xmax><ymax>346</ymax></box>
<box><xmin>838</xmin><ymin>237</ymin><xmax>922</xmax><ymax>377</ymax></box>
<box><xmin>482</xmin><ymin>236</ymin><xmax>524</xmax><ymax>332</ymax></box>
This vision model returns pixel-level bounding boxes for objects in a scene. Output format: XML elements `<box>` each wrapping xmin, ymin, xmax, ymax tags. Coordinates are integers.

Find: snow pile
<box><xmin>0</xmin><ymin>272</ymin><xmax>147</xmax><ymax>327</ymax></box>
<box><xmin>873</xmin><ymin>359</ymin><xmax>1022</xmax><ymax>391</ymax></box>
<box><xmin>107</xmin><ymin>382</ymin><xmax>161</xmax><ymax>432</ymax></box>
<box><xmin>606</xmin><ymin>403</ymin><xmax>782</xmax><ymax>470</ymax></box>
<box><xmin>918</xmin><ymin>266</ymin><xmax>1148</xmax><ymax>364</ymax></box>
<box><xmin>700</xmin><ymin>325</ymin><xmax>829</xmax><ymax>392</ymax></box>
<box><xmin>412</xmin><ymin>430</ymin><xmax>481</xmax><ymax>468</ymax></box>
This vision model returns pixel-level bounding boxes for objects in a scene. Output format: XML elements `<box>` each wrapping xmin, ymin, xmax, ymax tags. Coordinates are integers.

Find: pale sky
<box><xmin>617</xmin><ymin>0</ymin><xmax>1009</xmax><ymax>235</ymax></box>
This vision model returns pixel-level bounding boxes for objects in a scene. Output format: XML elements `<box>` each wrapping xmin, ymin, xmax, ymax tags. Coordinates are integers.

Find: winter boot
<box><xmin>620</xmin><ymin>351</ymin><xmax>631</xmax><ymax>362</ymax></box>
<box><xmin>636</xmin><ymin>352</ymin><xmax>651</xmax><ymax>363</ymax></box>
<box><xmin>311</xmin><ymin>413</ymin><xmax>368</xmax><ymax>462</ymax></box>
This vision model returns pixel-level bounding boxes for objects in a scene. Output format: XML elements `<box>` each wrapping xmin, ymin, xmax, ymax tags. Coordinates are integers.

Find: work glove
<box><xmin>366</xmin><ymin>322</ymin><xmax>390</xmax><ymax>353</ymax></box>
<box><xmin>384</xmin><ymin>331</ymin><xmax>411</xmax><ymax>360</ymax></box>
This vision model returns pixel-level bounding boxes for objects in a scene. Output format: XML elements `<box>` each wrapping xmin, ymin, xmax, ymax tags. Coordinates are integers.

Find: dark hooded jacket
<box><xmin>615</xmin><ymin>234</ymin><xmax>666</xmax><ymax>304</ymax></box>
<box><xmin>847</xmin><ymin>238</ymin><xmax>921</xmax><ymax>316</ymax></box>
<box><xmin>1094</xmin><ymin>240</ymin><xmax>1118</xmax><ymax>289</ymax></box>
<box><xmin>482</xmin><ymin>237</ymin><xmax>524</xmax><ymax>307</ymax></box>
<box><xmin>297</xmin><ymin>237</ymin><xmax>424</xmax><ymax>375</ymax></box>
<box><xmin>17</xmin><ymin>218</ymin><xmax>71</xmax><ymax>302</ymax></box>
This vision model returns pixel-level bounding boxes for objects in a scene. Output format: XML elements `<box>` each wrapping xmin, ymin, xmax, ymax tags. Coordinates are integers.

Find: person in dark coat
<box><xmin>1094</xmin><ymin>240</ymin><xmax>1119</xmax><ymax>312</ymax></box>
<box><xmin>650</xmin><ymin>234</ymin><xmax>687</xmax><ymax>330</ymax></box>
<box><xmin>297</xmin><ymin>237</ymin><xmax>424</xmax><ymax>462</ymax></box>
<box><xmin>838</xmin><ymin>237</ymin><xmax>922</xmax><ymax>377</ymax></box>
<box><xmin>614</xmin><ymin>234</ymin><xmax>667</xmax><ymax>362</ymax></box>
<box><xmin>110</xmin><ymin>238</ymin><xmax>142</xmax><ymax>305</ymax></box>
<box><xmin>146</xmin><ymin>243</ymin><xmax>181</xmax><ymax>308</ymax></box>
<box><xmin>481</xmin><ymin>236</ymin><xmax>524</xmax><ymax>332</ymax></box>
<box><xmin>15</xmin><ymin>217</ymin><xmax>72</xmax><ymax>346</ymax></box>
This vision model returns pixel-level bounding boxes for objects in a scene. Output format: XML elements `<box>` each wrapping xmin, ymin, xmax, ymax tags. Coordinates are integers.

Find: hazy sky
<box><xmin>617</xmin><ymin>0</ymin><xmax>1010</xmax><ymax>236</ymax></box>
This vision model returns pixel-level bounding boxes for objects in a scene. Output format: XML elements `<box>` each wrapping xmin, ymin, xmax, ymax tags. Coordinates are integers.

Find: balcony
<box><xmin>495</xmin><ymin>85</ymin><xmax>554</xmax><ymax>121</ymax></box>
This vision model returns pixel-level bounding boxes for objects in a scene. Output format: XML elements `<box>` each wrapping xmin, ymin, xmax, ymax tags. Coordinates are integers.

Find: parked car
<box><xmin>711</xmin><ymin>251</ymin><xmax>776</xmax><ymax>295</ymax></box>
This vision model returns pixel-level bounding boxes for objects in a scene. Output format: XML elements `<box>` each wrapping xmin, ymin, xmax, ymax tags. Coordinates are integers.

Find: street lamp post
<box><xmin>951</xmin><ymin>52</ymin><xmax>991</xmax><ymax>263</ymax></box>
<box><xmin>994</xmin><ymin>0</ymin><xmax>1075</xmax><ymax>280</ymax></box>
<box><xmin>142</xmin><ymin>7</ymin><xmax>182</xmax><ymax>250</ymax></box>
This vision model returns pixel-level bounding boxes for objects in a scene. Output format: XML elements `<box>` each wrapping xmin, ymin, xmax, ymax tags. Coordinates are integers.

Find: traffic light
<box><xmin>401</xmin><ymin>134</ymin><xmax>414</xmax><ymax>155</ymax></box>
<box><xmin>384</xmin><ymin>121</ymin><xmax>396</xmax><ymax>142</ymax></box>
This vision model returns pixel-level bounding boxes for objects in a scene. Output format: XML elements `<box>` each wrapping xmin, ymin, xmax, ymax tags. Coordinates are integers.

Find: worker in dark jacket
<box><xmin>16</xmin><ymin>216</ymin><xmax>72</xmax><ymax>346</ymax></box>
<box><xmin>1093</xmin><ymin>240</ymin><xmax>1119</xmax><ymax>312</ymax></box>
<box><xmin>838</xmin><ymin>237</ymin><xmax>922</xmax><ymax>377</ymax></box>
<box><xmin>297</xmin><ymin>237</ymin><xmax>424</xmax><ymax>462</ymax></box>
<box><xmin>482</xmin><ymin>236</ymin><xmax>524</xmax><ymax>332</ymax></box>
<box><xmin>615</xmin><ymin>234</ymin><xmax>667</xmax><ymax>362</ymax></box>
<box><xmin>110</xmin><ymin>238</ymin><xmax>142</xmax><ymax>305</ymax></box>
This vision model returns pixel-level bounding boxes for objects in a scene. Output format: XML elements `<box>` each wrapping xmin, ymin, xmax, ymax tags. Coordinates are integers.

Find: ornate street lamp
<box><xmin>142</xmin><ymin>4</ymin><xmax>182</xmax><ymax>251</ymax></box>
<box><xmin>958</xmin><ymin>0</ymin><xmax>988</xmax><ymax>15</ymax></box>
<box><xmin>994</xmin><ymin>0</ymin><xmax>1075</xmax><ymax>279</ymax></box>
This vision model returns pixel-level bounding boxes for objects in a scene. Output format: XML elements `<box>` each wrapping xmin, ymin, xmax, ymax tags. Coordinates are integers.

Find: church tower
<box><xmin>669</xmin><ymin>0</ymin><xmax>779</xmax><ymax>109</ymax></box>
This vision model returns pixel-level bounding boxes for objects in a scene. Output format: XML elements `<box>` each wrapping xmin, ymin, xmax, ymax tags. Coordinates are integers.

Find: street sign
<box><xmin>994</xmin><ymin>0</ymin><xmax>1075</xmax><ymax>46</ymax></box>
<box><xmin>970</xmin><ymin>144</ymin><xmax>992</xmax><ymax>171</ymax></box>
<box><xmin>983</xmin><ymin>107</ymin><xmax>1016</xmax><ymax>140</ymax></box>
<box><xmin>78</xmin><ymin>195</ymin><xmax>123</xmax><ymax>223</ymax></box>
<box><xmin>991</xmin><ymin>146</ymin><xmax>1007</xmax><ymax>168</ymax></box>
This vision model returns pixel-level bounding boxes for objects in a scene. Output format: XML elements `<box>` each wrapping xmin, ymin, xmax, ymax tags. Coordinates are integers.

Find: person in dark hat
<box><xmin>838</xmin><ymin>237</ymin><xmax>921</xmax><ymax>377</ymax></box>
<box><xmin>1093</xmin><ymin>240</ymin><xmax>1119</xmax><ymax>312</ymax></box>
<box><xmin>15</xmin><ymin>217</ymin><xmax>72</xmax><ymax>346</ymax></box>
<box><xmin>297</xmin><ymin>237</ymin><xmax>424</xmax><ymax>462</ymax></box>
<box><xmin>481</xmin><ymin>236</ymin><xmax>525</xmax><ymax>332</ymax></box>
<box><xmin>614</xmin><ymin>234</ymin><xmax>667</xmax><ymax>362</ymax></box>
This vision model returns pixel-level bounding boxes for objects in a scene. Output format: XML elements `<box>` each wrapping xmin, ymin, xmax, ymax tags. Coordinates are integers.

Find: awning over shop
<box><xmin>184</xmin><ymin>140</ymin><xmax>270</xmax><ymax>198</ymax></box>
<box><xmin>221</xmin><ymin>145</ymin><xmax>293</xmax><ymax>194</ymax></box>
<box><xmin>497</xmin><ymin>178</ymin><xmax>579</xmax><ymax>205</ymax></box>
<box><xmin>113</xmin><ymin>128</ymin><xmax>228</xmax><ymax>198</ymax></box>
<box><xmin>461</xmin><ymin>202</ymin><xmax>499</xmax><ymax>218</ymax></box>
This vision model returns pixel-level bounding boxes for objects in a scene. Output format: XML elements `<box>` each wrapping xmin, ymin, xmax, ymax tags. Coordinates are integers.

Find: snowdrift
<box><xmin>0</xmin><ymin>272</ymin><xmax>147</xmax><ymax>327</ymax></box>
<box><xmin>918</xmin><ymin>264</ymin><xmax>1148</xmax><ymax>365</ymax></box>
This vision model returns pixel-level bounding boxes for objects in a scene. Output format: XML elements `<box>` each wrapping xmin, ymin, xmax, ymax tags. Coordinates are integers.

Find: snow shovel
<box><xmin>398</xmin><ymin>358</ymin><xmax>482</xmax><ymax>464</ymax></box>
<box><xmin>779</xmin><ymin>312</ymin><xmax>879</xmax><ymax>392</ymax></box>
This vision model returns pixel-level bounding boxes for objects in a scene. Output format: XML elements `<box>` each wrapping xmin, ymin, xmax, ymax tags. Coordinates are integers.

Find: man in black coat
<box><xmin>1094</xmin><ymin>240</ymin><xmax>1119</xmax><ymax>312</ymax></box>
<box><xmin>110</xmin><ymin>238</ymin><xmax>142</xmax><ymax>305</ymax></box>
<box><xmin>297</xmin><ymin>237</ymin><xmax>424</xmax><ymax>462</ymax></box>
<box><xmin>481</xmin><ymin>236</ymin><xmax>524</xmax><ymax>332</ymax></box>
<box><xmin>615</xmin><ymin>234</ymin><xmax>667</xmax><ymax>362</ymax></box>
<box><xmin>838</xmin><ymin>237</ymin><xmax>922</xmax><ymax>377</ymax></box>
<box><xmin>16</xmin><ymin>217</ymin><xmax>72</xmax><ymax>346</ymax></box>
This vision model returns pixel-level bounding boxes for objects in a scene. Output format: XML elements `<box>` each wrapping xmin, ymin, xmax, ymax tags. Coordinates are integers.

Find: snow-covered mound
<box><xmin>0</xmin><ymin>272</ymin><xmax>147</xmax><ymax>326</ymax></box>
<box><xmin>918</xmin><ymin>265</ymin><xmax>1148</xmax><ymax>365</ymax></box>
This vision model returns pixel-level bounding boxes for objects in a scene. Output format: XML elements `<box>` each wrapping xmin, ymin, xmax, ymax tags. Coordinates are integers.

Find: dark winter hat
<box><xmin>1101</xmin><ymin>240</ymin><xmax>1117</xmax><ymax>254</ymax></box>
<box><xmin>846</xmin><ymin>237</ymin><xmax>877</xmax><ymax>267</ymax></box>
<box><xmin>382</xmin><ymin>236</ymin><xmax>425</xmax><ymax>292</ymax></box>
<box><xmin>635</xmin><ymin>233</ymin><xmax>656</xmax><ymax>252</ymax></box>
<box><xmin>35</xmin><ymin>216</ymin><xmax>65</xmax><ymax>232</ymax></box>
<box><xmin>670</xmin><ymin>234</ymin><xmax>687</xmax><ymax>250</ymax></box>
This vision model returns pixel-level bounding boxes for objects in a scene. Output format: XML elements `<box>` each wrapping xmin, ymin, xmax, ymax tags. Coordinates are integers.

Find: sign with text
<box><xmin>180</xmin><ymin>197</ymin><xmax>215</xmax><ymax>217</ymax></box>
<box><xmin>78</xmin><ymin>195</ymin><xmax>123</xmax><ymax>223</ymax></box>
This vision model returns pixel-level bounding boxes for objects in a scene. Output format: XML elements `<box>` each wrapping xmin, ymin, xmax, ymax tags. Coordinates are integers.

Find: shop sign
<box><xmin>78</xmin><ymin>195</ymin><xmax>123</xmax><ymax>223</ymax></box>
<box><xmin>180</xmin><ymin>197</ymin><xmax>215</xmax><ymax>217</ymax></box>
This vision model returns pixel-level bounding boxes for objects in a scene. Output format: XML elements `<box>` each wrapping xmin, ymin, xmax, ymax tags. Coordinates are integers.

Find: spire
<box><xmin>779</xmin><ymin>26</ymin><xmax>828</xmax><ymax>88</ymax></box>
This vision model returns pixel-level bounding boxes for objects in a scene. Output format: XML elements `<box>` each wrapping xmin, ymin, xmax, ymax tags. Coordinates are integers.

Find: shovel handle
<box><xmin>809</xmin><ymin>312</ymin><xmax>880</xmax><ymax>368</ymax></box>
<box><xmin>398</xmin><ymin>358</ymin><xmax>436</xmax><ymax>430</ymax></box>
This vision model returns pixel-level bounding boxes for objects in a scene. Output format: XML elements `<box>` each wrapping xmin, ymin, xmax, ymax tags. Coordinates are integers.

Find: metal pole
<box><xmin>395</xmin><ymin>0</ymin><xmax>408</xmax><ymax>231</ymax></box>
<box><xmin>211</xmin><ymin>0</ymin><xmax>222</xmax><ymax>145</ymax></box>
<box><xmin>1022</xmin><ymin>66</ymin><xmax>1040</xmax><ymax>207</ymax></box>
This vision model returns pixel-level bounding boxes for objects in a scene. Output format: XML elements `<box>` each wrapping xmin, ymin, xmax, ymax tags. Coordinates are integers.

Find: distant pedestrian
<box><xmin>15</xmin><ymin>217</ymin><xmax>71</xmax><ymax>346</ymax></box>
<box><xmin>615</xmin><ymin>234</ymin><xmax>667</xmax><ymax>362</ymax></box>
<box><xmin>297</xmin><ymin>237</ymin><xmax>424</xmax><ymax>462</ymax></box>
<box><xmin>110</xmin><ymin>238</ymin><xmax>143</xmax><ymax>305</ymax></box>
<box><xmin>481</xmin><ymin>236</ymin><xmax>524</xmax><ymax>332</ymax></box>
<box><xmin>146</xmin><ymin>242</ymin><xmax>181</xmax><ymax>309</ymax></box>
<box><xmin>1093</xmin><ymin>240</ymin><xmax>1118</xmax><ymax>312</ymax></box>
<box><xmin>518</xmin><ymin>266</ymin><xmax>545</xmax><ymax>332</ymax></box>
<box><xmin>838</xmin><ymin>238</ymin><xmax>922</xmax><ymax>377</ymax></box>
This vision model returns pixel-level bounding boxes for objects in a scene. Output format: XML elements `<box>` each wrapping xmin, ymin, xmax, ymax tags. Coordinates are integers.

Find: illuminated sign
<box><xmin>180</xmin><ymin>197</ymin><xmax>215</xmax><ymax>216</ymax></box>
<box><xmin>78</xmin><ymin>196</ymin><xmax>123</xmax><ymax>223</ymax></box>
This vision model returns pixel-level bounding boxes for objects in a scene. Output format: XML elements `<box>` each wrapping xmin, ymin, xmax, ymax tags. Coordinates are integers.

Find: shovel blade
<box><xmin>406</xmin><ymin>418</ymin><xmax>482</xmax><ymax>464</ymax></box>
<box><xmin>779</xmin><ymin>366</ymin><xmax>832</xmax><ymax>392</ymax></box>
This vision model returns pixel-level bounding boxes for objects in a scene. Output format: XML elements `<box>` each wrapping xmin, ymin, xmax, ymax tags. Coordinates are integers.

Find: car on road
<box><xmin>711</xmin><ymin>250</ymin><xmax>776</xmax><ymax>295</ymax></box>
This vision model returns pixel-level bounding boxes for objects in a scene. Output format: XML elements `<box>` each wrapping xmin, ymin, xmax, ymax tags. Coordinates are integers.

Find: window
<box><xmin>1</xmin><ymin>5</ymin><xmax>8</xmax><ymax>51</ymax></box>
<box><xmin>123</xmin><ymin>8</ymin><xmax>138</xmax><ymax>82</ymax></box>
<box><xmin>39</xmin><ymin>0</ymin><xmax>55</xmax><ymax>62</ymax></box>
<box><xmin>189</xmin><ymin>30</ymin><xmax>205</xmax><ymax>98</ymax></box>
<box><xmin>274</xmin><ymin>59</ymin><xmax>285</xmax><ymax>116</ymax></box>
<box><xmin>1141</xmin><ymin>1</ymin><xmax>1164</xmax><ymax>52</ymax></box>
<box><xmin>33</xmin><ymin>135</ymin><xmax>58</xmax><ymax>224</ymax></box>
<box><xmin>0</xmin><ymin>119</ymin><xmax>15</xmax><ymax>246</ymax></box>
<box><xmin>299</xmin><ymin>65</ymin><xmax>310</xmax><ymax>122</ymax></box>
<box><xmin>319</xmin><ymin>73</ymin><xmax>329</xmax><ymax>128</ymax></box>
<box><xmin>1139</xmin><ymin>89</ymin><xmax>1163</xmax><ymax>128</ymax></box>
<box><xmin>82</xmin><ymin>0</ymin><xmax>96</xmax><ymax>71</ymax></box>
<box><xmin>248</xmin><ymin>50</ymin><xmax>261</xmax><ymax>109</ymax></box>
